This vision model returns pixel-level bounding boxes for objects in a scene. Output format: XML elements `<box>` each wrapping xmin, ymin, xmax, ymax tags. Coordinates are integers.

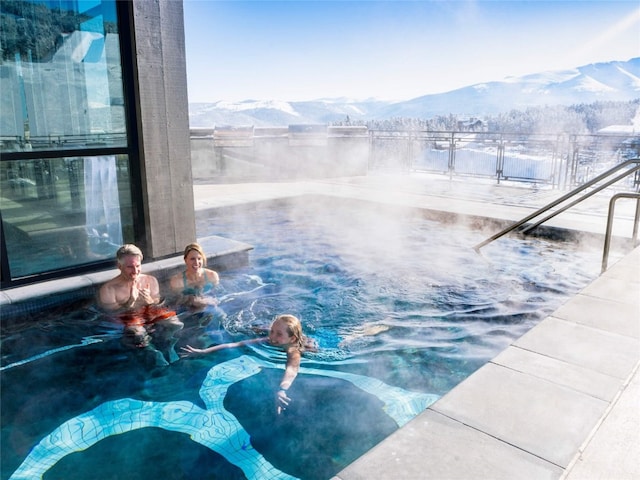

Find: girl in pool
<box><xmin>181</xmin><ymin>314</ymin><xmax>317</xmax><ymax>414</ymax></box>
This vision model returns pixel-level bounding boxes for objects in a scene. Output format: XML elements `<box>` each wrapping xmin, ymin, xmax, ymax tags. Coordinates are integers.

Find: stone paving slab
<box><xmin>513</xmin><ymin>317</ymin><xmax>639</xmax><ymax>379</ymax></box>
<box><xmin>563</xmin><ymin>366</ymin><xmax>640</xmax><ymax>480</ymax></box>
<box><xmin>550</xmin><ymin>294</ymin><xmax>639</xmax><ymax>338</ymax></box>
<box><xmin>429</xmin><ymin>362</ymin><xmax>609</xmax><ymax>468</ymax></box>
<box><xmin>492</xmin><ymin>346</ymin><xmax>623</xmax><ymax>402</ymax></box>
<box><xmin>603</xmin><ymin>247</ymin><xmax>640</xmax><ymax>280</ymax></box>
<box><xmin>335</xmin><ymin>409</ymin><xmax>563</xmax><ymax>480</ymax></box>
<box><xmin>580</xmin><ymin>274</ymin><xmax>640</xmax><ymax>306</ymax></box>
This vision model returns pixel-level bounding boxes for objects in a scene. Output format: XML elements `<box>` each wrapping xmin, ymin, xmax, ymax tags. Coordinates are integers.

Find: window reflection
<box><xmin>0</xmin><ymin>0</ymin><xmax>125</xmax><ymax>153</ymax></box>
<box><xmin>0</xmin><ymin>156</ymin><xmax>134</xmax><ymax>278</ymax></box>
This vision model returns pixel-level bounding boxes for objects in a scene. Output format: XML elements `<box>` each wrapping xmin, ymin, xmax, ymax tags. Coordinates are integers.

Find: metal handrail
<box><xmin>601</xmin><ymin>193</ymin><xmax>640</xmax><ymax>273</ymax></box>
<box><xmin>473</xmin><ymin>159</ymin><xmax>640</xmax><ymax>252</ymax></box>
<box><xmin>519</xmin><ymin>166</ymin><xmax>639</xmax><ymax>234</ymax></box>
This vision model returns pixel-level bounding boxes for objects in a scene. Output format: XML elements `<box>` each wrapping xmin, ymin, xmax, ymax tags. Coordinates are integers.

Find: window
<box><xmin>0</xmin><ymin>1</ymin><xmax>138</xmax><ymax>285</ymax></box>
<box><xmin>1</xmin><ymin>155</ymin><xmax>134</xmax><ymax>278</ymax></box>
<box><xmin>0</xmin><ymin>0</ymin><xmax>125</xmax><ymax>152</ymax></box>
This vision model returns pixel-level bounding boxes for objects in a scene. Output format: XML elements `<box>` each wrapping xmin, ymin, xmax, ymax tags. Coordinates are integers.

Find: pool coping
<box><xmin>0</xmin><ymin>235</ymin><xmax>254</xmax><ymax>320</ymax></box>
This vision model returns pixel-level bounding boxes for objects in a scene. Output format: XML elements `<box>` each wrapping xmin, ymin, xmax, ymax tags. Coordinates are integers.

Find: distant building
<box><xmin>597</xmin><ymin>125</ymin><xmax>638</xmax><ymax>135</ymax></box>
<box><xmin>457</xmin><ymin>117</ymin><xmax>485</xmax><ymax>132</ymax></box>
<box><xmin>596</xmin><ymin>125</ymin><xmax>640</xmax><ymax>157</ymax></box>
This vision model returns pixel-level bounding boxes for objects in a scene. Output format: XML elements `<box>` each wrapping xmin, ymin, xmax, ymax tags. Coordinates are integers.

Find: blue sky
<box><xmin>183</xmin><ymin>0</ymin><xmax>640</xmax><ymax>103</ymax></box>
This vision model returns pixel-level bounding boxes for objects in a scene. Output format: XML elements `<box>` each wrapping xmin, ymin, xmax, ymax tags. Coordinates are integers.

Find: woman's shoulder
<box><xmin>204</xmin><ymin>268</ymin><xmax>220</xmax><ymax>283</ymax></box>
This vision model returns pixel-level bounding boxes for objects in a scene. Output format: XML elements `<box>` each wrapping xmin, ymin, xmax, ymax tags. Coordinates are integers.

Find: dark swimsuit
<box><xmin>178</xmin><ymin>271</ymin><xmax>226</xmax><ymax>332</ymax></box>
<box><xmin>181</xmin><ymin>271</ymin><xmax>216</xmax><ymax>296</ymax></box>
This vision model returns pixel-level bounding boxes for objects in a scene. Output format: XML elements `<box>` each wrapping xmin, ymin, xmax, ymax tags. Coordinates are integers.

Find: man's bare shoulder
<box><xmin>139</xmin><ymin>273</ymin><xmax>159</xmax><ymax>285</ymax></box>
<box><xmin>100</xmin><ymin>275</ymin><xmax>125</xmax><ymax>290</ymax></box>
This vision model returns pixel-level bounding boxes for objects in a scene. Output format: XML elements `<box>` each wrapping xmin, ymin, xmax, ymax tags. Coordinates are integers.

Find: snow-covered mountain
<box><xmin>189</xmin><ymin>58</ymin><xmax>640</xmax><ymax>127</ymax></box>
<box><xmin>189</xmin><ymin>98</ymin><xmax>389</xmax><ymax>128</ymax></box>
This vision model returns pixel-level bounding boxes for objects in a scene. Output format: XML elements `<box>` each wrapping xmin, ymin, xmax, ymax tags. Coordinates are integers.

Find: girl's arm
<box><xmin>279</xmin><ymin>348</ymin><xmax>301</xmax><ymax>390</ymax></box>
<box><xmin>180</xmin><ymin>338</ymin><xmax>264</xmax><ymax>356</ymax></box>
<box><xmin>276</xmin><ymin>348</ymin><xmax>301</xmax><ymax>414</ymax></box>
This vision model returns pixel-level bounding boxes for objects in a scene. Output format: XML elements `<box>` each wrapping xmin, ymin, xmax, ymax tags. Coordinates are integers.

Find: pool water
<box><xmin>1</xmin><ymin>196</ymin><xmax>602</xmax><ymax>480</ymax></box>
<box><xmin>201</xmin><ymin>196</ymin><xmax>602</xmax><ymax>393</ymax></box>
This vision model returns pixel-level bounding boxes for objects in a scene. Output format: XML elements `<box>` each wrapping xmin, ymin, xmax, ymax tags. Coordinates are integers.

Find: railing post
<box><xmin>368</xmin><ymin>130</ymin><xmax>373</xmax><ymax>171</ymax></box>
<box><xmin>406</xmin><ymin>131</ymin><xmax>413</xmax><ymax>173</ymax></box>
<box><xmin>602</xmin><ymin>193</ymin><xmax>640</xmax><ymax>273</ymax></box>
<box><xmin>496</xmin><ymin>136</ymin><xmax>505</xmax><ymax>184</ymax></box>
<box><xmin>567</xmin><ymin>135</ymin><xmax>579</xmax><ymax>190</ymax></box>
<box><xmin>448</xmin><ymin>132</ymin><xmax>456</xmax><ymax>181</ymax></box>
<box><xmin>551</xmin><ymin>133</ymin><xmax>563</xmax><ymax>190</ymax></box>
<box><xmin>633</xmin><ymin>197</ymin><xmax>640</xmax><ymax>245</ymax></box>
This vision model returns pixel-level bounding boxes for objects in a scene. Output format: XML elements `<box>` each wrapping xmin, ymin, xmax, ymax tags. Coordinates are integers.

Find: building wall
<box><xmin>191</xmin><ymin>137</ymin><xmax>221</xmax><ymax>179</ymax></box>
<box><xmin>132</xmin><ymin>0</ymin><xmax>196</xmax><ymax>259</ymax></box>
<box><xmin>189</xmin><ymin>127</ymin><xmax>370</xmax><ymax>181</ymax></box>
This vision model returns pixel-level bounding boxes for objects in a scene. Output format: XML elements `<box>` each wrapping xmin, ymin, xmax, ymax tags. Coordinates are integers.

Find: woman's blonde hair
<box><xmin>183</xmin><ymin>242</ymin><xmax>207</xmax><ymax>266</ymax></box>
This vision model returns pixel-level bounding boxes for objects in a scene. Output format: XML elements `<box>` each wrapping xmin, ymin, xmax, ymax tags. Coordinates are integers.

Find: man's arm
<box><xmin>122</xmin><ymin>274</ymin><xmax>161</xmax><ymax>307</ymax></box>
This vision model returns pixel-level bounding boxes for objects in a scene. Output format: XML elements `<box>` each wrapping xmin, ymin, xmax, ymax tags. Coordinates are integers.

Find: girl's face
<box><xmin>185</xmin><ymin>250</ymin><xmax>204</xmax><ymax>272</ymax></box>
<box><xmin>268</xmin><ymin>320</ymin><xmax>295</xmax><ymax>347</ymax></box>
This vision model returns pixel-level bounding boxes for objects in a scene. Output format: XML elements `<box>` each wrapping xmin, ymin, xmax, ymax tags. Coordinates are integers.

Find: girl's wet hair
<box><xmin>273</xmin><ymin>314</ymin><xmax>305</xmax><ymax>350</ymax></box>
<box><xmin>183</xmin><ymin>242</ymin><xmax>207</xmax><ymax>266</ymax></box>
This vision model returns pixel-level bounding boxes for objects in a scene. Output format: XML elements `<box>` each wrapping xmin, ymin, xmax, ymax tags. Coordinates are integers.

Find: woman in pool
<box><xmin>181</xmin><ymin>314</ymin><xmax>317</xmax><ymax>414</ymax></box>
<box><xmin>170</xmin><ymin>242</ymin><xmax>221</xmax><ymax>313</ymax></box>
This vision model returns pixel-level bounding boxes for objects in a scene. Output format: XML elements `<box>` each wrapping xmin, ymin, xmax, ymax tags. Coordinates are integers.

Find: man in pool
<box><xmin>98</xmin><ymin>244</ymin><xmax>184</xmax><ymax>367</ymax></box>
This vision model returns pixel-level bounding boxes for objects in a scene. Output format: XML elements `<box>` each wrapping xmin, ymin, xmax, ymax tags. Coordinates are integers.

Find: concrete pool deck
<box><xmin>193</xmin><ymin>173</ymin><xmax>639</xmax><ymax>480</ymax></box>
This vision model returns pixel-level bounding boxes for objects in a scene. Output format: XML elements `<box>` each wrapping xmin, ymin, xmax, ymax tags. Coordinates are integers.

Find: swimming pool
<box><xmin>1</xmin><ymin>195</ymin><xmax>602</xmax><ymax>480</ymax></box>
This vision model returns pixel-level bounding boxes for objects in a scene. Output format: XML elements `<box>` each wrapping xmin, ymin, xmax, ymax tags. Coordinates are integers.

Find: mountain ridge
<box><xmin>189</xmin><ymin>58</ymin><xmax>640</xmax><ymax>127</ymax></box>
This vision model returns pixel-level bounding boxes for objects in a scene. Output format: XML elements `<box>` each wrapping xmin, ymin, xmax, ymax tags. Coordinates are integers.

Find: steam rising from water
<box><xmin>201</xmin><ymin>195</ymin><xmax>601</xmax><ymax>391</ymax></box>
